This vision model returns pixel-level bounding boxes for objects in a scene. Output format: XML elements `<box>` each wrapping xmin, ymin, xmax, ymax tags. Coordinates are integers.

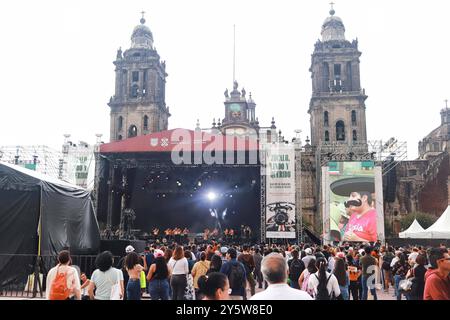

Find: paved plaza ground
<box><xmin>0</xmin><ymin>286</ymin><xmax>398</xmax><ymax>300</ymax></box>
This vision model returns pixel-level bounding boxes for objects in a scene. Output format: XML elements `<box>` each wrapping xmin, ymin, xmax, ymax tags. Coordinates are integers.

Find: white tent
<box><xmin>407</xmin><ymin>206</ymin><xmax>450</xmax><ymax>239</ymax></box>
<box><xmin>399</xmin><ymin>219</ymin><xmax>425</xmax><ymax>238</ymax></box>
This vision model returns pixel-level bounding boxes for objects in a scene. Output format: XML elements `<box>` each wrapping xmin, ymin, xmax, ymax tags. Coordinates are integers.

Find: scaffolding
<box><xmin>0</xmin><ymin>145</ymin><xmax>62</xmax><ymax>178</ymax></box>
<box><xmin>0</xmin><ymin>136</ymin><xmax>100</xmax><ymax>188</ymax></box>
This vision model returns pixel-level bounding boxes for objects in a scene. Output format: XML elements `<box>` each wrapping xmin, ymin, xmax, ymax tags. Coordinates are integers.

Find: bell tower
<box><xmin>108</xmin><ymin>13</ymin><xmax>170</xmax><ymax>142</ymax></box>
<box><xmin>309</xmin><ymin>5</ymin><xmax>368</xmax><ymax>148</ymax></box>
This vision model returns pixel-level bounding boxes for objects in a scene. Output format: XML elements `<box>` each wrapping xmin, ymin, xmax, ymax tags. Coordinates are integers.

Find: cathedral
<box><xmin>102</xmin><ymin>8</ymin><xmax>450</xmax><ymax>238</ymax></box>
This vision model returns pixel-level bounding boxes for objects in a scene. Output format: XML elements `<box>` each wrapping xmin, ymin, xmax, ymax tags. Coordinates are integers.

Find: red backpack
<box><xmin>49</xmin><ymin>266</ymin><xmax>71</xmax><ymax>300</ymax></box>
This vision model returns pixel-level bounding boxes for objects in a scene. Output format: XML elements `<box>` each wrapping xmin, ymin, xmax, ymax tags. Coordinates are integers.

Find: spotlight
<box><xmin>207</xmin><ymin>191</ymin><xmax>217</xmax><ymax>201</ymax></box>
<box><xmin>198</xmin><ymin>181</ymin><xmax>202</xmax><ymax>187</ymax></box>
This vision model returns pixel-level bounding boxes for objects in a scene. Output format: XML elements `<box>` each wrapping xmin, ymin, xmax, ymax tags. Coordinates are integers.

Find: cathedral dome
<box><xmin>321</xmin><ymin>9</ymin><xmax>346</xmax><ymax>42</ymax></box>
<box><xmin>131</xmin><ymin>17</ymin><xmax>154</xmax><ymax>49</ymax></box>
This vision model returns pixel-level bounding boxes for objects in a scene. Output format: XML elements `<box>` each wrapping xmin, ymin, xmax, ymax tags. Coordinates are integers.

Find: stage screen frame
<box><xmin>322</xmin><ymin>161</ymin><xmax>385</xmax><ymax>244</ymax></box>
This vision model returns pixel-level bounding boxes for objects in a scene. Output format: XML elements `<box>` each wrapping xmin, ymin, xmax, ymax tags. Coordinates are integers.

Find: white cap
<box><xmin>305</xmin><ymin>248</ymin><xmax>312</xmax><ymax>255</ymax></box>
<box><xmin>125</xmin><ymin>245</ymin><xmax>135</xmax><ymax>253</ymax></box>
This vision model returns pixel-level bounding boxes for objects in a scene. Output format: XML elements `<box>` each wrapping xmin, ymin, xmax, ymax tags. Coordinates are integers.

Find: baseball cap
<box><xmin>153</xmin><ymin>249</ymin><xmax>164</xmax><ymax>258</ymax></box>
<box><xmin>220</xmin><ymin>246</ymin><xmax>228</xmax><ymax>254</ymax></box>
<box><xmin>336</xmin><ymin>252</ymin><xmax>345</xmax><ymax>259</ymax></box>
<box><xmin>305</xmin><ymin>248</ymin><xmax>312</xmax><ymax>255</ymax></box>
<box><xmin>125</xmin><ymin>245</ymin><xmax>135</xmax><ymax>253</ymax></box>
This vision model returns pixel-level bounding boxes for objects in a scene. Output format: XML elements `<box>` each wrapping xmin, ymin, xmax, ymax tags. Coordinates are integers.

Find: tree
<box><xmin>399</xmin><ymin>212</ymin><xmax>438</xmax><ymax>232</ymax></box>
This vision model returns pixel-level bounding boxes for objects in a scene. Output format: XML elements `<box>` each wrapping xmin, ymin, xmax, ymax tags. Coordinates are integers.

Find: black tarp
<box><xmin>0</xmin><ymin>162</ymin><xmax>100</xmax><ymax>256</ymax></box>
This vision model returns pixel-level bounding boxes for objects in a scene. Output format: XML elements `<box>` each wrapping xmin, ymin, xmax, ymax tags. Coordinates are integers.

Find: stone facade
<box><xmin>108</xmin><ymin>17</ymin><xmax>170</xmax><ymax>142</ymax></box>
<box><xmin>383</xmin><ymin>109</ymin><xmax>450</xmax><ymax>234</ymax></box>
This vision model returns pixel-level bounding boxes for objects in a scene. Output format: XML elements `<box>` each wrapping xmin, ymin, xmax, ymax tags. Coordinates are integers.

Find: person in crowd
<box><xmin>360</xmin><ymin>246</ymin><xmax>378</xmax><ymax>300</ymax></box>
<box><xmin>185</xmin><ymin>250</ymin><xmax>195</xmax><ymax>273</ymax></box>
<box><xmin>253</xmin><ymin>247</ymin><xmax>264</xmax><ymax>289</ymax></box>
<box><xmin>392</xmin><ymin>251</ymin><xmax>410</xmax><ymax>300</ymax></box>
<box><xmin>80</xmin><ymin>272</ymin><xmax>90</xmax><ymax>300</ymax></box>
<box><xmin>191</xmin><ymin>252</ymin><xmax>211</xmax><ymax>300</ymax></box>
<box><xmin>167</xmin><ymin>246</ymin><xmax>189</xmax><ymax>300</ymax></box>
<box><xmin>46</xmin><ymin>250</ymin><xmax>81</xmax><ymax>300</ymax></box>
<box><xmin>407</xmin><ymin>254</ymin><xmax>427</xmax><ymax>300</ymax></box>
<box><xmin>115</xmin><ymin>245</ymin><xmax>135</xmax><ymax>300</ymax></box>
<box><xmin>347</xmin><ymin>254</ymin><xmax>361</xmax><ymax>300</ymax></box>
<box><xmin>423</xmin><ymin>247</ymin><xmax>450</xmax><ymax>300</ymax></box>
<box><xmin>124</xmin><ymin>251</ymin><xmax>144</xmax><ymax>300</ymax></box>
<box><xmin>298</xmin><ymin>258</ymin><xmax>318</xmax><ymax>297</ymax></box>
<box><xmin>164</xmin><ymin>248</ymin><xmax>173</xmax><ymax>263</ymax></box>
<box><xmin>207</xmin><ymin>254</ymin><xmax>223</xmax><ymax>275</ymax></box>
<box><xmin>238</xmin><ymin>245</ymin><xmax>256</xmax><ymax>298</ymax></box>
<box><xmin>287</xmin><ymin>249</ymin><xmax>305</xmax><ymax>290</ymax></box>
<box><xmin>327</xmin><ymin>249</ymin><xmax>336</xmax><ymax>273</ymax></box>
<box><xmin>218</xmin><ymin>246</ymin><xmax>228</xmax><ymax>264</ymax></box>
<box><xmin>381</xmin><ymin>246</ymin><xmax>395</xmax><ymax>292</ymax></box>
<box><xmin>333</xmin><ymin>257</ymin><xmax>349</xmax><ymax>300</ymax></box>
<box><xmin>408</xmin><ymin>247</ymin><xmax>420</xmax><ymax>267</ymax></box>
<box><xmin>146</xmin><ymin>249</ymin><xmax>171</xmax><ymax>300</ymax></box>
<box><xmin>220</xmin><ymin>248</ymin><xmax>247</xmax><ymax>300</ymax></box>
<box><xmin>88</xmin><ymin>251</ymin><xmax>124</xmax><ymax>300</ymax></box>
<box><xmin>197</xmin><ymin>272</ymin><xmax>230</xmax><ymax>300</ymax></box>
<box><xmin>307</xmin><ymin>257</ymin><xmax>341</xmax><ymax>300</ymax></box>
<box><xmin>250</xmin><ymin>253</ymin><xmax>312</xmax><ymax>300</ymax></box>
<box><xmin>302</xmin><ymin>247</ymin><xmax>316</xmax><ymax>268</ymax></box>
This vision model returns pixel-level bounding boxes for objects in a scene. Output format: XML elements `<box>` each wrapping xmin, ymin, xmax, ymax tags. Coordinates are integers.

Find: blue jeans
<box><xmin>339</xmin><ymin>285</ymin><xmax>349</xmax><ymax>300</ymax></box>
<box><xmin>361</xmin><ymin>275</ymin><xmax>377</xmax><ymax>300</ymax></box>
<box><xmin>126</xmin><ymin>279</ymin><xmax>141</xmax><ymax>300</ymax></box>
<box><xmin>149</xmin><ymin>279</ymin><xmax>170</xmax><ymax>300</ymax></box>
<box><xmin>394</xmin><ymin>275</ymin><xmax>404</xmax><ymax>300</ymax></box>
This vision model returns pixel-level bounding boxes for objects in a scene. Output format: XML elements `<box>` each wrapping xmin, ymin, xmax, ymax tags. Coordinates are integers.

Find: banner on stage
<box><xmin>264</xmin><ymin>144</ymin><xmax>296</xmax><ymax>239</ymax></box>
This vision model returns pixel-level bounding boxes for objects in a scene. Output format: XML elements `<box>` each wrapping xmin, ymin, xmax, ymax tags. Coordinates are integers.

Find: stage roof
<box><xmin>100</xmin><ymin>129</ymin><xmax>260</xmax><ymax>153</ymax></box>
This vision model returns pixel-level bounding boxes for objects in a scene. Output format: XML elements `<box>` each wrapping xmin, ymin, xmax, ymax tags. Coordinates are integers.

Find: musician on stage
<box><xmin>182</xmin><ymin>228</ymin><xmax>189</xmax><ymax>244</ymax></box>
<box><xmin>203</xmin><ymin>228</ymin><xmax>210</xmax><ymax>242</ymax></box>
<box><xmin>152</xmin><ymin>228</ymin><xmax>159</xmax><ymax>241</ymax></box>
<box><xmin>229</xmin><ymin>228</ymin><xmax>235</xmax><ymax>242</ymax></box>
<box><xmin>244</xmin><ymin>226</ymin><xmax>252</xmax><ymax>241</ymax></box>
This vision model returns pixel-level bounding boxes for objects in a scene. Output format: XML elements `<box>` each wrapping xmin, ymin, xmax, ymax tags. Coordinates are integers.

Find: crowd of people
<box><xmin>45</xmin><ymin>241</ymin><xmax>450</xmax><ymax>300</ymax></box>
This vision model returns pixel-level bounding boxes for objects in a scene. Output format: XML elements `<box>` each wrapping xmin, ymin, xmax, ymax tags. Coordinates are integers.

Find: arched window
<box><xmin>353</xmin><ymin>130</ymin><xmax>357</xmax><ymax>141</ymax></box>
<box><xmin>131</xmin><ymin>84</ymin><xmax>139</xmax><ymax>98</ymax></box>
<box><xmin>128</xmin><ymin>125</ymin><xmax>138</xmax><ymax>138</ymax></box>
<box><xmin>336</xmin><ymin>121</ymin><xmax>345</xmax><ymax>141</ymax></box>
<box><xmin>117</xmin><ymin>135</ymin><xmax>122</xmax><ymax>140</ymax></box>
<box><xmin>433</xmin><ymin>142</ymin><xmax>440</xmax><ymax>152</ymax></box>
<box><xmin>118</xmin><ymin>116</ymin><xmax>123</xmax><ymax>131</ymax></box>
<box><xmin>143</xmin><ymin>115</ymin><xmax>149</xmax><ymax>131</ymax></box>
<box><xmin>324</xmin><ymin>111</ymin><xmax>329</xmax><ymax>126</ymax></box>
<box><xmin>351</xmin><ymin>110</ymin><xmax>357</xmax><ymax>126</ymax></box>
<box><xmin>325</xmin><ymin>130</ymin><xmax>329</xmax><ymax>142</ymax></box>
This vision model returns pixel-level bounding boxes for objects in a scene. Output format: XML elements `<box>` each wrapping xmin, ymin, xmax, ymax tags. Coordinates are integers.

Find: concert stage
<box><xmin>95</xmin><ymin>129</ymin><xmax>262</xmax><ymax>242</ymax></box>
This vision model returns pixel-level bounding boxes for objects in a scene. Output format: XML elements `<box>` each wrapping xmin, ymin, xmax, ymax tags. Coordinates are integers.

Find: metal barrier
<box><xmin>0</xmin><ymin>254</ymin><xmax>121</xmax><ymax>298</ymax></box>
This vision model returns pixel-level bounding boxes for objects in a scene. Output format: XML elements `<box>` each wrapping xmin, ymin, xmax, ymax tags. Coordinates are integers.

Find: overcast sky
<box><xmin>0</xmin><ymin>0</ymin><xmax>449</xmax><ymax>159</ymax></box>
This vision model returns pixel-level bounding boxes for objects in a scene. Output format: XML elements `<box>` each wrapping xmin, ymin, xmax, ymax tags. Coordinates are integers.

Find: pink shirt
<box><xmin>345</xmin><ymin>208</ymin><xmax>377</xmax><ymax>242</ymax></box>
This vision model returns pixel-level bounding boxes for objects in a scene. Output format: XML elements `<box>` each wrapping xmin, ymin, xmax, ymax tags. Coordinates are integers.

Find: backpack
<box><xmin>49</xmin><ymin>266</ymin><xmax>71</xmax><ymax>300</ymax></box>
<box><xmin>289</xmin><ymin>259</ymin><xmax>304</xmax><ymax>281</ymax></box>
<box><xmin>382</xmin><ymin>254</ymin><xmax>394</xmax><ymax>270</ymax></box>
<box><xmin>314</xmin><ymin>274</ymin><xmax>333</xmax><ymax>300</ymax></box>
<box><xmin>228</xmin><ymin>263</ymin><xmax>246</xmax><ymax>290</ymax></box>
